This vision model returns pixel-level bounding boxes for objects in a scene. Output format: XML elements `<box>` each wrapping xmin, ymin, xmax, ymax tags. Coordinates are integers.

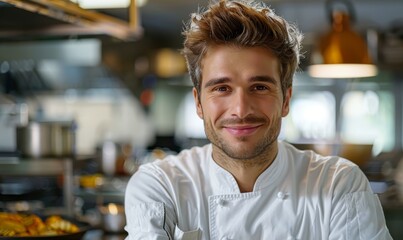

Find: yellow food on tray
<box><xmin>0</xmin><ymin>212</ymin><xmax>79</xmax><ymax>237</ymax></box>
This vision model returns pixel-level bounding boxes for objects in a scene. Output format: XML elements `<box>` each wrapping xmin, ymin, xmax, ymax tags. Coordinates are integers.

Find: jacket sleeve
<box><xmin>328</xmin><ymin>164</ymin><xmax>392</xmax><ymax>240</ymax></box>
<box><xmin>124</xmin><ymin>164</ymin><xmax>177</xmax><ymax>240</ymax></box>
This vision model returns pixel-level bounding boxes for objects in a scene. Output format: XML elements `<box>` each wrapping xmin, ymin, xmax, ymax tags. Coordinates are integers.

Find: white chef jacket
<box><xmin>124</xmin><ymin>141</ymin><xmax>392</xmax><ymax>240</ymax></box>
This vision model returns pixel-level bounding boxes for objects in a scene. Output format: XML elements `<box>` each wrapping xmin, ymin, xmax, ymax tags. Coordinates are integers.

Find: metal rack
<box><xmin>0</xmin><ymin>157</ymin><xmax>74</xmax><ymax>216</ymax></box>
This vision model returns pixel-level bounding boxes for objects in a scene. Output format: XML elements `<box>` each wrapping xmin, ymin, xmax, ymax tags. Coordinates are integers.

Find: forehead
<box><xmin>200</xmin><ymin>45</ymin><xmax>280</xmax><ymax>85</ymax></box>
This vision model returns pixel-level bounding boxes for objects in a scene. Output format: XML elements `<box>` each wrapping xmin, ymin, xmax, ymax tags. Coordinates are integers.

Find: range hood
<box><xmin>0</xmin><ymin>0</ymin><xmax>141</xmax><ymax>41</ymax></box>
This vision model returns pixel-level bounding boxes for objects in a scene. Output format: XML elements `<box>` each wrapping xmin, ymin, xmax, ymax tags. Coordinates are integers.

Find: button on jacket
<box><xmin>124</xmin><ymin>141</ymin><xmax>392</xmax><ymax>240</ymax></box>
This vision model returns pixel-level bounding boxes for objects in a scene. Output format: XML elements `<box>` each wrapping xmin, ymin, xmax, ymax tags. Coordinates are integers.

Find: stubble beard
<box><xmin>204</xmin><ymin>116</ymin><xmax>282</xmax><ymax>162</ymax></box>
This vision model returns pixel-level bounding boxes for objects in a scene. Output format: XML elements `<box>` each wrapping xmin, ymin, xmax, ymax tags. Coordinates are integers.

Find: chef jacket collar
<box><xmin>208</xmin><ymin>141</ymin><xmax>287</xmax><ymax>194</ymax></box>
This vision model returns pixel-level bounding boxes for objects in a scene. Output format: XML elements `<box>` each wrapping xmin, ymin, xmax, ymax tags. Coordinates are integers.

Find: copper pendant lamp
<box><xmin>308</xmin><ymin>0</ymin><xmax>377</xmax><ymax>78</ymax></box>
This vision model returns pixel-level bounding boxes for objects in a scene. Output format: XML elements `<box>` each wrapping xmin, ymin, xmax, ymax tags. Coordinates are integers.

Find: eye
<box><xmin>214</xmin><ymin>86</ymin><xmax>230</xmax><ymax>92</ymax></box>
<box><xmin>253</xmin><ymin>85</ymin><xmax>269</xmax><ymax>91</ymax></box>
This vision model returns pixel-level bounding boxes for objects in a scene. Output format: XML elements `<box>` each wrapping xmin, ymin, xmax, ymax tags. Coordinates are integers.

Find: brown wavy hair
<box><xmin>182</xmin><ymin>0</ymin><xmax>303</xmax><ymax>97</ymax></box>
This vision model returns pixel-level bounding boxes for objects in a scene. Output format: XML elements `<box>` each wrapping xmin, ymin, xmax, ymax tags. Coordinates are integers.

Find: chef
<box><xmin>124</xmin><ymin>0</ymin><xmax>392</xmax><ymax>239</ymax></box>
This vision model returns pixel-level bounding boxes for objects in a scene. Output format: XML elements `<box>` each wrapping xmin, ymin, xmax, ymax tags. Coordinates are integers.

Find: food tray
<box><xmin>0</xmin><ymin>216</ymin><xmax>91</xmax><ymax>240</ymax></box>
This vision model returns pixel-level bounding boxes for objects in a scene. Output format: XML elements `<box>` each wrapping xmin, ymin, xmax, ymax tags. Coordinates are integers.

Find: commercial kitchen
<box><xmin>0</xmin><ymin>0</ymin><xmax>403</xmax><ymax>239</ymax></box>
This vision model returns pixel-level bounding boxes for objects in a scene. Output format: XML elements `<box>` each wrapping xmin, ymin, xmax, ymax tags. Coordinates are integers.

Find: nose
<box><xmin>230</xmin><ymin>89</ymin><xmax>253</xmax><ymax>118</ymax></box>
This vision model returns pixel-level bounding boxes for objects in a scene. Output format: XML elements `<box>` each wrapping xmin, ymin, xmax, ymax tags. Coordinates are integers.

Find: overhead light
<box><xmin>309</xmin><ymin>64</ymin><xmax>377</xmax><ymax>79</ymax></box>
<box><xmin>308</xmin><ymin>0</ymin><xmax>377</xmax><ymax>79</ymax></box>
<box><xmin>71</xmin><ymin>0</ymin><xmax>147</xmax><ymax>9</ymax></box>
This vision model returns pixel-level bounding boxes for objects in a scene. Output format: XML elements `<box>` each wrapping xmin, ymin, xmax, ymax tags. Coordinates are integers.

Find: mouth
<box><xmin>223</xmin><ymin>124</ymin><xmax>262</xmax><ymax>137</ymax></box>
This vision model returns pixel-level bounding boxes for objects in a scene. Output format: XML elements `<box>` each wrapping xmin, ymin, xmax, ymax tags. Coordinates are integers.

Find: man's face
<box><xmin>193</xmin><ymin>45</ymin><xmax>291</xmax><ymax>160</ymax></box>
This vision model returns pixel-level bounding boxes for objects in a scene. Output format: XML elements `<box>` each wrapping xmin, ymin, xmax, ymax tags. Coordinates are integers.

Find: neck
<box><xmin>212</xmin><ymin>142</ymin><xmax>278</xmax><ymax>193</ymax></box>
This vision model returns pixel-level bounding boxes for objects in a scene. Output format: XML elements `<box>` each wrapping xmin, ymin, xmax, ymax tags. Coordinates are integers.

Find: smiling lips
<box><xmin>224</xmin><ymin>125</ymin><xmax>262</xmax><ymax>137</ymax></box>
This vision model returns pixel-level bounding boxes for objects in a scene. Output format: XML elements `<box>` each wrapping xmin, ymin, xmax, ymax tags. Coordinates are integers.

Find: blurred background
<box><xmin>0</xmin><ymin>0</ymin><xmax>403</xmax><ymax>239</ymax></box>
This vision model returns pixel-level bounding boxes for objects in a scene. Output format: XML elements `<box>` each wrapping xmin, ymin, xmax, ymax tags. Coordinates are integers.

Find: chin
<box><xmin>223</xmin><ymin>144</ymin><xmax>264</xmax><ymax>160</ymax></box>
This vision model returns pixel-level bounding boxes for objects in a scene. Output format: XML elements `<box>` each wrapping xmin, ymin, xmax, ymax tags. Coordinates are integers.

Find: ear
<box><xmin>193</xmin><ymin>87</ymin><xmax>203</xmax><ymax>119</ymax></box>
<box><xmin>281</xmin><ymin>87</ymin><xmax>292</xmax><ymax>117</ymax></box>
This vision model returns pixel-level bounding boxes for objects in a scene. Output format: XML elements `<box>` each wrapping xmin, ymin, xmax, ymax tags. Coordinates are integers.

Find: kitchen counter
<box><xmin>83</xmin><ymin>229</ymin><xmax>127</xmax><ymax>240</ymax></box>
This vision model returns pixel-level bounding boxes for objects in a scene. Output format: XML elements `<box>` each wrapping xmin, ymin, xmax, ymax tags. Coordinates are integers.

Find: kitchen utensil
<box><xmin>98</xmin><ymin>203</ymin><xmax>126</xmax><ymax>233</ymax></box>
<box><xmin>16</xmin><ymin>120</ymin><xmax>76</xmax><ymax>158</ymax></box>
<box><xmin>96</xmin><ymin>142</ymin><xmax>132</xmax><ymax>176</ymax></box>
<box><xmin>96</xmin><ymin>141</ymin><xmax>118</xmax><ymax>176</ymax></box>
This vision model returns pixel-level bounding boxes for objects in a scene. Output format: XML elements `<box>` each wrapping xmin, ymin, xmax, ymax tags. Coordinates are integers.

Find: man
<box><xmin>125</xmin><ymin>0</ymin><xmax>392</xmax><ymax>239</ymax></box>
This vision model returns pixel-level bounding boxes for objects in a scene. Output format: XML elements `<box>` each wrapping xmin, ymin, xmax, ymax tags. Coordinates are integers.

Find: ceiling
<box><xmin>139</xmin><ymin>0</ymin><xmax>403</xmax><ymax>34</ymax></box>
<box><xmin>1</xmin><ymin>0</ymin><xmax>402</xmax><ymax>46</ymax></box>
<box><xmin>107</xmin><ymin>0</ymin><xmax>403</xmax><ymax>74</ymax></box>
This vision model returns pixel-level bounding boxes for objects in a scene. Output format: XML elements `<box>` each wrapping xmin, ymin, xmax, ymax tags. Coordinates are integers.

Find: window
<box><xmin>281</xmin><ymin>72</ymin><xmax>396</xmax><ymax>155</ymax></box>
<box><xmin>341</xmin><ymin>90</ymin><xmax>395</xmax><ymax>154</ymax></box>
<box><xmin>280</xmin><ymin>91</ymin><xmax>335</xmax><ymax>142</ymax></box>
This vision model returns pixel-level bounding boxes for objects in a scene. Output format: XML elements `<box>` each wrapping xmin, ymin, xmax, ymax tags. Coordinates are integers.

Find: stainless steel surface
<box><xmin>0</xmin><ymin>96</ymin><xmax>28</xmax><ymax>150</ymax></box>
<box><xmin>63</xmin><ymin>158</ymin><xmax>74</xmax><ymax>216</ymax></box>
<box><xmin>0</xmin><ymin>158</ymin><xmax>69</xmax><ymax>175</ymax></box>
<box><xmin>97</xmin><ymin>141</ymin><xmax>119</xmax><ymax>176</ymax></box>
<box><xmin>75</xmin><ymin>176</ymin><xmax>128</xmax><ymax>206</ymax></box>
<box><xmin>16</xmin><ymin>121</ymin><xmax>75</xmax><ymax>158</ymax></box>
<box><xmin>0</xmin><ymin>158</ymin><xmax>75</xmax><ymax>216</ymax></box>
<box><xmin>99</xmin><ymin>204</ymin><xmax>126</xmax><ymax>233</ymax></box>
<box><xmin>5</xmin><ymin>200</ymin><xmax>44</xmax><ymax>212</ymax></box>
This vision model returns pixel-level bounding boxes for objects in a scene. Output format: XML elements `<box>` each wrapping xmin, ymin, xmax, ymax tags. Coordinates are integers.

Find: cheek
<box><xmin>202</xmin><ymin>98</ymin><xmax>226</xmax><ymax>121</ymax></box>
<box><xmin>261</xmin><ymin>101</ymin><xmax>284</xmax><ymax>118</ymax></box>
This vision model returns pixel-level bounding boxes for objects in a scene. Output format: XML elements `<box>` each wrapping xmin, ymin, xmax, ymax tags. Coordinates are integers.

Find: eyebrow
<box><xmin>203</xmin><ymin>75</ymin><xmax>278</xmax><ymax>89</ymax></box>
<box><xmin>203</xmin><ymin>77</ymin><xmax>230</xmax><ymax>89</ymax></box>
<box><xmin>250</xmin><ymin>75</ymin><xmax>278</xmax><ymax>85</ymax></box>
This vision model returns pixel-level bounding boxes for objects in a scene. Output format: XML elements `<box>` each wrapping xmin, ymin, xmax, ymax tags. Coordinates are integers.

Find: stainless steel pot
<box><xmin>16</xmin><ymin>120</ymin><xmax>76</xmax><ymax>158</ymax></box>
<box><xmin>99</xmin><ymin>203</ymin><xmax>126</xmax><ymax>233</ymax></box>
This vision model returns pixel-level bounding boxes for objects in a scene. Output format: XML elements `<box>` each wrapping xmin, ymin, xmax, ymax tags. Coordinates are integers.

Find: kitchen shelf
<box><xmin>0</xmin><ymin>157</ymin><xmax>72</xmax><ymax>175</ymax></box>
<box><xmin>0</xmin><ymin>157</ymin><xmax>74</xmax><ymax>216</ymax></box>
<box><xmin>74</xmin><ymin>175</ymin><xmax>128</xmax><ymax>206</ymax></box>
<box><xmin>75</xmin><ymin>188</ymin><xmax>125</xmax><ymax>206</ymax></box>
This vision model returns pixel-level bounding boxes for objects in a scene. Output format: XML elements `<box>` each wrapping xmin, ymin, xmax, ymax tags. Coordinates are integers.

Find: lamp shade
<box><xmin>308</xmin><ymin>11</ymin><xmax>377</xmax><ymax>78</ymax></box>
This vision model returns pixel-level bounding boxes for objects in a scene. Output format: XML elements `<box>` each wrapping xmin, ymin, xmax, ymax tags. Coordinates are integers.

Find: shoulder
<box><xmin>140</xmin><ymin>144</ymin><xmax>211</xmax><ymax>176</ymax></box>
<box><xmin>125</xmin><ymin>146</ymin><xmax>211</xmax><ymax>210</ymax></box>
<box><xmin>127</xmin><ymin>144</ymin><xmax>211</xmax><ymax>194</ymax></box>
<box><xmin>124</xmin><ymin>145</ymin><xmax>212</xmax><ymax>238</ymax></box>
<box><xmin>280</xmin><ymin>141</ymin><xmax>357</xmax><ymax>170</ymax></box>
<box><xmin>280</xmin><ymin>141</ymin><xmax>370</xmax><ymax>191</ymax></box>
